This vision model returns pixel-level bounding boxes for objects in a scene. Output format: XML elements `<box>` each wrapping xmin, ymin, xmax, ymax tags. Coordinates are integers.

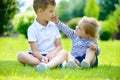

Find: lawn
<box><xmin>0</xmin><ymin>37</ymin><xmax>120</xmax><ymax>80</ymax></box>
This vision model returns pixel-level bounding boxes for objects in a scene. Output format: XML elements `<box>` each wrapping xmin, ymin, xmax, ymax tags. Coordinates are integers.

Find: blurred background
<box><xmin>0</xmin><ymin>0</ymin><xmax>120</xmax><ymax>41</ymax></box>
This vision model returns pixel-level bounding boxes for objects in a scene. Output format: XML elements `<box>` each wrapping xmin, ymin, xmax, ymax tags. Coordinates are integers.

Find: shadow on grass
<box><xmin>0</xmin><ymin>60</ymin><xmax>120</xmax><ymax>79</ymax></box>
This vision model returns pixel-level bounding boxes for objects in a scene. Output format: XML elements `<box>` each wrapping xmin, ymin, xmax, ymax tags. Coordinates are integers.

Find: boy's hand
<box><xmin>46</xmin><ymin>52</ymin><xmax>56</xmax><ymax>61</ymax></box>
<box><xmin>51</xmin><ymin>14</ymin><xmax>59</xmax><ymax>24</ymax></box>
<box><xmin>41</xmin><ymin>56</ymin><xmax>48</xmax><ymax>63</ymax></box>
<box><xmin>89</xmin><ymin>42</ymin><xmax>97</xmax><ymax>51</ymax></box>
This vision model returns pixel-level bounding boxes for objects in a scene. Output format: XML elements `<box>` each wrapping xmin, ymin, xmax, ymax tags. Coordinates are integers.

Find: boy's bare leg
<box><xmin>47</xmin><ymin>50</ymin><xmax>68</xmax><ymax>68</ymax></box>
<box><xmin>67</xmin><ymin>55</ymin><xmax>74</xmax><ymax>61</ymax></box>
<box><xmin>17</xmin><ymin>52</ymin><xmax>40</xmax><ymax>66</ymax></box>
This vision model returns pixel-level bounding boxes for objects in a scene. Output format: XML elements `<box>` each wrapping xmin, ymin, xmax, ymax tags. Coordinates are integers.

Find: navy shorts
<box><xmin>75</xmin><ymin>54</ymin><xmax>98</xmax><ymax>67</ymax></box>
<box><xmin>28</xmin><ymin>52</ymin><xmax>47</xmax><ymax>56</ymax></box>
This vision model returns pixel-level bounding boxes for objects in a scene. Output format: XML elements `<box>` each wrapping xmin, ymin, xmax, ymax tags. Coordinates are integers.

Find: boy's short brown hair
<box><xmin>33</xmin><ymin>0</ymin><xmax>56</xmax><ymax>13</ymax></box>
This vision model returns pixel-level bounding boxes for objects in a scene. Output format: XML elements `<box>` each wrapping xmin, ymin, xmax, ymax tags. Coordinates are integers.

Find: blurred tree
<box><xmin>56</xmin><ymin>0</ymin><xmax>87</xmax><ymax>22</ymax></box>
<box><xmin>108</xmin><ymin>4</ymin><xmax>120</xmax><ymax>39</ymax></box>
<box><xmin>84</xmin><ymin>0</ymin><xmax>100</xmax><ymax>19</ymax></box>
<box><xmin>99</xmin><ymin>4</ymin><xmax>120</xmax><ymax>40</ymax></box>
<box><xmin>70</xmin><ymin>0</ymin><xmax>87</xmax><ymax>17</ymax></box>
<box><xmin>55</xmin><ymin>0</ymin><xmax>72</xmax><ymax>22</ymax></box>
<box><xmin>12</xmin><ymin>10</ymin><xmax>35</xmax><ymax>38</ymax></box>
<box><xmin>0</xmin><ymin>0</ymin><xmax>18</xmax><ymax>36</ymax></box>
<box><xmin>98</xmin><ymin>0</ymin><xmax>119</xmax><ymax>20</ymax></box>
<box><xmin>67</xmin><ymin>17</ymin><xmax>81</xmax><ymax>30</ymax></box>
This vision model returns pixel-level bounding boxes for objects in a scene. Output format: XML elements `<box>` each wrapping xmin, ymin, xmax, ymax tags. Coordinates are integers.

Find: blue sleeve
<box><xmin>56</xmin><ymin>21</ymin><xmax>76</xmax><ymax>39</ymax></box>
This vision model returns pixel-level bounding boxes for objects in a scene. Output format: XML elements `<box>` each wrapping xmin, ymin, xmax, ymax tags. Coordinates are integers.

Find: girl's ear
<box><xmin>84</xmin><ymin>30</ymin><xmax>90</xmax><ymax>37</ymax></box>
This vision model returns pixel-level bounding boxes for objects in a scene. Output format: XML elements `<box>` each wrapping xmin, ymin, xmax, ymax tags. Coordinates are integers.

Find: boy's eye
<box><xmin>50</xmin><ymin>10</ymin><xmax>54</xmax><ymax>13</ymax></box>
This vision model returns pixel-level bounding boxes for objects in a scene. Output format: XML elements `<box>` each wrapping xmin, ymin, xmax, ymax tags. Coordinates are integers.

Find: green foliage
<box><xmin>56</xmin><ymin>0</ymin><xmax>87</xmax><ymax>22</ymax></box>
<box><xmin>0</xmin><ymin>0</ymin><xmax>18</xmax><ymax>35</ymax></box>
<box><xmin>67</xmin><ymin>17</ymin><xmax>81</xmax><ymax>30</ymax></box>
<box><xmin>99</xmin><ymin>0</ymin><xmax>119</xmax><ymax>20</ymax></box>
<box><xmin>55</xmin><ymin>1</ymin><xmax>72</xmax><ymax>22</ymax></box>
<box><xmin>56</xmin><ymin>0</ymin><xmax>119</xmax><ymax>22</ymax></box>
<box><xmin>12</xmin><ymin>11</ymin><xmax>35</xmax><ymax>38</ymax></box>
<box><xmin>84</xmin><ymin>0</ymin><xmax>100</xmax><ymax>19</ymax></box>
<box><xmin>70</xmin><ymin>0</ymin><xmax>87</xmax><ymax>17</ymax></box>
<box><xmin>99</xmin><ymin>29</ymin><xmax>112</xmax><ymax>40</ymax></box>
<box><xmin>99</xmin><ymin>20</ymin><xmax>117</xmax><ymax>40</ymax></box>
<box><xmin>99</xmin><ymin>5</ymin><xmax>120</xmax><ymax>40</ymax></box>
<box><xmin>113</xmin><ymin>5</ymin><xmax>120</xmax><ymax>23</ymax></box>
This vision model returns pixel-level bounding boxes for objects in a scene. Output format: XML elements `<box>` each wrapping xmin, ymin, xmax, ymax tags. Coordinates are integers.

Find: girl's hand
<box><xmin>51</xmin><ymin>13</ymin><xmax>59</xmax><ymax>24</ymax></box>
<box><xmin>89</xmin><ymin>42</ymin><xmax>97</xmax><ymax>51</ymax></box>
<box><xmin>46</xmin><ymin>52</ymin><xmax>56</xmax><ymax>61</ymax></box>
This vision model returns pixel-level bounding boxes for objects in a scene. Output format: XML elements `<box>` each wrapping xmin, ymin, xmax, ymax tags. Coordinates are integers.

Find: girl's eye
<box><xmin>79</xmin><ymin>27</ymin><xmax>81</xmax><ymax>31</ymax></box>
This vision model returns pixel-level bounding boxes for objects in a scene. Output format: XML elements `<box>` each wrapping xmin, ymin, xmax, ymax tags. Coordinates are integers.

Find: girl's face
<box><xmin>75</xmin><ymin>24</ymin><xmax>87</xmax><ymax>38</ymax></box>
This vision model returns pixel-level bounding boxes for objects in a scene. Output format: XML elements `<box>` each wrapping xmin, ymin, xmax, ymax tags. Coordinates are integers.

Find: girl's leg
<box><xmin>17</xmin><ymin>52</ymin><xmax>40</xmax><ymax>66</ymax></box>
<box><xmin>67</xmin><ymin>55</ymin><xmax>80</xmax><ymax>66</ymax></box>
<box><xmin>62</xmin><ymin>55</ymin><xmax>80</xmax><ymax>68</ymax></box>
<box><xmin>81</xmin><ymin>48</ymin><xmax>96</xmax><ymax>68</ymax></box>
<box><xmin>85</xmin><ymin>48</ymin><xmax>96</xmax><ymax>65</ymax></box>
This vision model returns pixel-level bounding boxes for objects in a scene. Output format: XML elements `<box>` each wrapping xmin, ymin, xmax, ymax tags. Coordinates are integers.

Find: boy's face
<box><xmin>39</xmin><ymin>4</ymin><xmax>55</xmax><ymax>21</ymax></box>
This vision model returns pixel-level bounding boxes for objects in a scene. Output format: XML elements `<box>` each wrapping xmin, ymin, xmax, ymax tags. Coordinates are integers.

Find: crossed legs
<box><xmin>17</xmin><ymin>50</ymin><xmax>68</xmax><ymax>68</ymax></box>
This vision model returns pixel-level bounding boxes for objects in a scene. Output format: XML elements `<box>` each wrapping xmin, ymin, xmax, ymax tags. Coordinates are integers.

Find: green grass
<box><xmin>0</xmin><ymin>37</ymin><xmax>120</xmax><ymax>80</ymax></box>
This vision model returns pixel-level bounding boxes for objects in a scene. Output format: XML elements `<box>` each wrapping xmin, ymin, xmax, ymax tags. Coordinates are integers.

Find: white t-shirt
<box><xmin>27</xmin><ymin>19</ymin><xmax>61</xmax><ymax>54</ymax></box>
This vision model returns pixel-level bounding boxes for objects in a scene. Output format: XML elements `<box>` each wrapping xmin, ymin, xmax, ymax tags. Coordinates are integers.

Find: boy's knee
<box><xmin>17</xmin><ymin>52</ymin><xmax>25</xmax><ymax>61</ymax></box>
<box><xmin>60</xmin><ymin>49</ymin><xmax>68</xmax><ymax>57</ymax></box>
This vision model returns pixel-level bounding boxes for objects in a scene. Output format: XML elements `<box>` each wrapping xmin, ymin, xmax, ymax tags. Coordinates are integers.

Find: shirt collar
<box><xmin>34</xmin><ymin>19</ymin><xmax>52</xmax><ymax>30</ymax></box>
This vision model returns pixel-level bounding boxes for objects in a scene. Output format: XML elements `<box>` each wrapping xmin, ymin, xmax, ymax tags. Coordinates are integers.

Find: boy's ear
<box><xmin>38</xmin><ymin>8</ymin><xmax>43</xmax><ymax>13</ymax></box>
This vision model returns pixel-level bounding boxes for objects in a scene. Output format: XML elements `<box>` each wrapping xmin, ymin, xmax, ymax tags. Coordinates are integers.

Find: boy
<box><xmin>17</xmin><ymin>0</ymin><xmax>67</xmax><ymax>72</ymax></box>
<box><xmin>52</xmin><ymin>16</ymin><xmax>100</xmax><ymax>69</ymax></box>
